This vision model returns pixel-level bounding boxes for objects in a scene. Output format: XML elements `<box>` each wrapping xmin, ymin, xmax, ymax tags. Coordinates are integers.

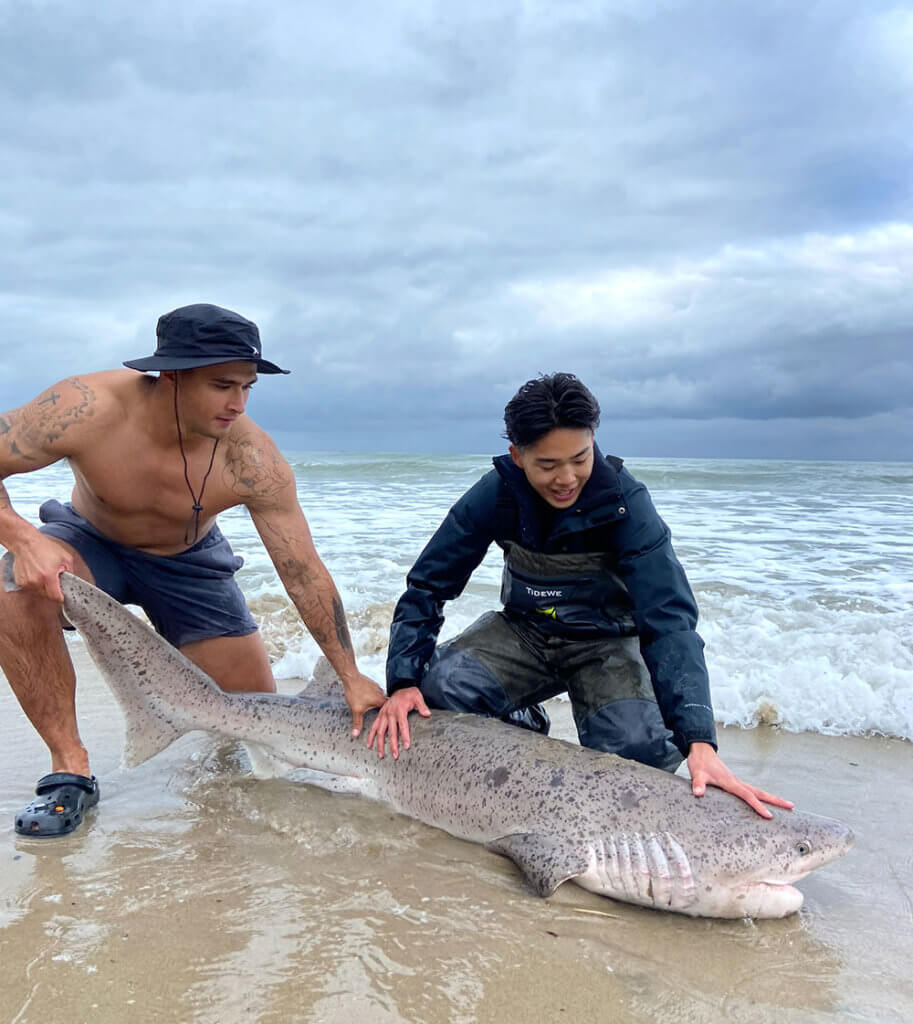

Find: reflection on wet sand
<box><xmin>2</xmin><ymin>649</ymin><xmax>912</xmax><ymax>1023</ymax></box>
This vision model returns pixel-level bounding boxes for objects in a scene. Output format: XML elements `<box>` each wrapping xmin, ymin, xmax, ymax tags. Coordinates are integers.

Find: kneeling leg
<box><xmin>422</xmin><ymin>612</ymin><xmax>556</xmax><ymax>733</ymax></box>
<box><xmin>565</xmin><ymin>637</ymin><xmax>683</xmax><ymax>772</ymax></box>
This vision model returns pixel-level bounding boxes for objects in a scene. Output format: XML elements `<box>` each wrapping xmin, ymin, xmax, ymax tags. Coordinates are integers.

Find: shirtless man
<box><xmin>0</xmin><ymin>303</ymin><xmax>386</xmax><ymax>837</ymax></box>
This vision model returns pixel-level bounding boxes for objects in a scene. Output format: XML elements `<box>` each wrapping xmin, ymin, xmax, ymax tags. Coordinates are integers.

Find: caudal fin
<box><xmin>118</xmin><ymin>690</ymin><xmax>189</xmax><ymax>769</ymax></box>
<box><xmin>60</xmin><ymin>573</ymin><xmax>226</xmax><ymax>768</ymax></box>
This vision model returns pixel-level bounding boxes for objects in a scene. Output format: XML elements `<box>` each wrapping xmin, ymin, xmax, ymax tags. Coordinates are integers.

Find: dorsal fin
<box><xmin>294</xmin><ymin>656</ymin><xmax>348</xmax><ymax>704</ymax></box>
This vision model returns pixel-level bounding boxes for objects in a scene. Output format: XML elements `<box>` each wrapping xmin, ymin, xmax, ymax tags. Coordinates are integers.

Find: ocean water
<box><xmin>4</xmin><ymin>453</ymin><xmax>912</xmax><ymax>742</ymax></box>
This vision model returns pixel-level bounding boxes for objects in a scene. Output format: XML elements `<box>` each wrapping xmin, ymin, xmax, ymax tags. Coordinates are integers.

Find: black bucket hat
<box><xmin>123</xmin><ymin>303</ymin><xmax>290</xmax><ymax>374</ymax></box>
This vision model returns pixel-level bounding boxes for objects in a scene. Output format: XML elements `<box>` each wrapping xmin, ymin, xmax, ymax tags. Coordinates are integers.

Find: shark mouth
<box><xmin>739</xmin><ymin>879</ymin><xmax>805</xmax><ymax>918</ymax></box>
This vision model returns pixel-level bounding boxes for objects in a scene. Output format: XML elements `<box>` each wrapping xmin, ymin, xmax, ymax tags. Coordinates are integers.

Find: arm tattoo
<box><xmin>224</xmin><ymin>437</ymin><xmax>288</xmax><ymax>501</ymax></box>
<box><xmin>2</xmin><ymin>380</ymin><xmax>94</xmax><ymax>463</ymax></box>
<box><xmin>9</xmin><ymin>441</ymin><xmax>34</xmax><ymax>461</ymax></box>
<box><xmin>332</xmin><ymin>596</ymin><xmax>353</xmax><ymax>653</ymax></box>
<box><xmin>275</xmin><ymin>553</ymin><xmax>315</xmax><ymax>591</ymax></box>
<box><xmin>269</xmin><ymin>544</ymin><xmax>353</xmax><ymax>656</ymax></box>
<box><xmin>0</xmin><ymin>481</ymin><xmax>11</xmax><ymax>512</ymax></box>
<box><xmin>39</xmin><ymin>378</ymin><xmax>95</xmax><ymax>445</ymax></box>
<box><xmin>0</xmin><ymin>412</ymin><xmax>35</xmax><ymax>463</ymax></box>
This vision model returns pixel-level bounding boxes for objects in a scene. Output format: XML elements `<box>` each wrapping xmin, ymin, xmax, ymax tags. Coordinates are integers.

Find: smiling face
<box><xmin>509</xmin><ymin>427</ymin><xmax>595</xmax><ymax>508</ymax></box>
<box><xmin>169</xmin><ymin>362</ymin><xmax>258</xmax><ymax>440</ymax></box>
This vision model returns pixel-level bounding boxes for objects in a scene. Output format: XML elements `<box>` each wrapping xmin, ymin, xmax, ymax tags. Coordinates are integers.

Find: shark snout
<box><xmin>797</xmin><ymin>818</ymin><xmax>855</xmax><ymax>872</ymax></box>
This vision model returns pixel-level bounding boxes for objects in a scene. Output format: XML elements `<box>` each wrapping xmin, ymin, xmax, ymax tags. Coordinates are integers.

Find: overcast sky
<box><xmin>1</xmin><ymin>1</ymin><xmax>911</xmax><ymax>459</ymax></box>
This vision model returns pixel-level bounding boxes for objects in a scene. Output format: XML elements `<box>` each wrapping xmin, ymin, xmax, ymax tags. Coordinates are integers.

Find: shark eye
<box><xmin>796</xmin><ymin>841</ymin><xmax>811</xmax><ymax>856</ymax></box>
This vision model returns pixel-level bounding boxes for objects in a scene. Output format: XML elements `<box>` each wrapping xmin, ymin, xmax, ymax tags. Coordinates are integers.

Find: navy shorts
<box><xmin>38</xmin><ymin>500</ymin><xmax>258</xmax><ymax>648</ymax></box>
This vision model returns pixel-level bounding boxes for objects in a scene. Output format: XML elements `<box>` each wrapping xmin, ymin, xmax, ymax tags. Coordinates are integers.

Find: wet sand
<box><xmin>1</xmin><ymin>644</ymin><xmax>912</xmax><ymax>1024</ymax></box>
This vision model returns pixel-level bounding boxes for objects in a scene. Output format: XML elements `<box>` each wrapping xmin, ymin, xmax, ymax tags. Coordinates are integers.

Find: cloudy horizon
<box><xmin>2</xmin><ymin>1</ymin><xmax>911</xmax><ymax>460</ymax></box>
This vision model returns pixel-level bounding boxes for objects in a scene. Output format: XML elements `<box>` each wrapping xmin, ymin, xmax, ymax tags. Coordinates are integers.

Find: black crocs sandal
<box><xmin>14</xmin><ymin>773</ymin><xmax>100</xmax><ymax>837</ymax></box>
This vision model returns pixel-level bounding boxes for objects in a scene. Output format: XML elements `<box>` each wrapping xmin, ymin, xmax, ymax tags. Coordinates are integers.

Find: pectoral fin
<box><xmin>486</xmin><ymin>833</ymin><xmax>593</xmax><ymax>897</ymax></box>
<box><xmin>243</xmin><ymin>742</ymin><xmax>298</xmax><ymax>779</ymax></box>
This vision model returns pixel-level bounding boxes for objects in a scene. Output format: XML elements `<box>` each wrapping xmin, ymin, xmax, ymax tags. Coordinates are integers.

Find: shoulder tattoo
<box><xmin>223</xmin><ymin>436</ymin><xmax>289</xmax><ymax>500</ymax></box>
<box><xmin>41</xmin><ymin>378</ymin><xmax>95</xmax><ymax>445</ymax></box>
<box><xmin>17</xmin><ymin>378</ymin><xmax>96</xmax><ymax>449</ymax></box>
<box><xmin>2</xmin><ymin>379</ymin><xmax>96</xmax><ymax>460</ymax></box>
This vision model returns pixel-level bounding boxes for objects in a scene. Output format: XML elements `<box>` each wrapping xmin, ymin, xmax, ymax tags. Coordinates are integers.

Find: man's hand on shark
<box><xmin>3</xmin><ymin>542</ymin><xmax>73</xmax><ymax>602</ymax></box>
<box><xmin>367</xmin><ymin>686</ymin><xmax>431</xmax><ymax>758</ymax></box>
<box><xmin>341</xmin><ymin>672</ymin><xmax>388</xmax><ymax>738</ymax></box>
<box><xmin>687</xmin><ymin>742</ymin><xmax>794</xmax><ymax>818</ymax></box>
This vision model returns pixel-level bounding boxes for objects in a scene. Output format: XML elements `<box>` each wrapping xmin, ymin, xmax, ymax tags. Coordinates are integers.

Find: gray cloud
<box><xmin>1</xmin><ymin>1</ymin><xmax>911</xmax><ymax>458</ymax></box>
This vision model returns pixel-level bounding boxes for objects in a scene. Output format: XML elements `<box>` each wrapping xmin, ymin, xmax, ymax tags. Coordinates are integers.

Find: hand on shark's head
<box><xmin>687</xmin><ymin>742</ymin><xmax>794</xmax><ymax>818</ymax></box>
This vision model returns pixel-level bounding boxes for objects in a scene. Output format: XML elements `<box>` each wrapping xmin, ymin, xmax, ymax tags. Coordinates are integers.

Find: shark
<box><xmin>59</xmin><ymin>572</ymin><xmax>854</xmax><ymax>919</ymax></box>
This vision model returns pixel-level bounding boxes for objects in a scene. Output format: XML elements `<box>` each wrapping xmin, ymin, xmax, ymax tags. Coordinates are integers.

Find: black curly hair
<box><xmin>503</xmin><ymin>373</ymin><xmax>601</xmax><ymax>448</ymax></box>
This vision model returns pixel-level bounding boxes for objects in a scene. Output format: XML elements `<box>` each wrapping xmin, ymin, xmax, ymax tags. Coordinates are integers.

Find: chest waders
<box><xmin>421</xmin><ymin>544</ymin><xmax>683</xmax><ymax>772</ymax></box>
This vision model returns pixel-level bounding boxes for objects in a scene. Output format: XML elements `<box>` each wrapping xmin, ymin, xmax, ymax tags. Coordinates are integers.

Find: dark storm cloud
<box><xmin>0</xmin><ymin>1</ymin><xmax>911</xmax><ymax>458</ymax></box>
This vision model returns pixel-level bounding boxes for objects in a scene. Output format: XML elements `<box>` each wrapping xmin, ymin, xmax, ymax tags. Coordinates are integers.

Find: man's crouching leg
<box><xmin>179</xmin><ymin>632</ymin><xmax>276</xmax><ymax>694</ymax></box>
<box><xmin>0</xmin><ymin>550</ymin><xmax>100</xmax><ymax>837</ymax></box>
<box><xmin>422</xmin><ymin>611</ymin><xmax>553</xmax><ymax>734</ymax></box>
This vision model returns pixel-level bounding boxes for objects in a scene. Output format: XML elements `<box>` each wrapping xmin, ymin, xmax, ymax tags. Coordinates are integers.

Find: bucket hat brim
<box><xmin>123</xmin><ymin>354</ymin><xmax>290</xmax><ymax>374</ymax></box>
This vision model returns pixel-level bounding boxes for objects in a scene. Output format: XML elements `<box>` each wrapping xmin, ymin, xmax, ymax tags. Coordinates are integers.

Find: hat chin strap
<box><xmin>173</xmin><ymin>374</ymin><xmax>219</xmax><ymax>546</ymax></box>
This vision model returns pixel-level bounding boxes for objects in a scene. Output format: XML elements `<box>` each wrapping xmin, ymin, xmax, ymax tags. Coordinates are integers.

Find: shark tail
<box><xmin>119</xmin><ymin>691</ymin><xmax>192</xmax><ymax>769</ymax></box>
<box><xmin>59</xmin><ymin>573</ymin><xmax>229</xmax><ymax>769</ymax></box>
<box><xmin>86</xmin><ymin>638</ymin><xmax>223</xmax><ymax>769</ymax></box>
<box><xmin>92</xmin><ymin>642</ymin><xmax>226</xmax><ymax>769</ymax></box>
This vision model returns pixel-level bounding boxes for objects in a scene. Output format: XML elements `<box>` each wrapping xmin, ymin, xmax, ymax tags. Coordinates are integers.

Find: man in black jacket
<box><xmin>368</xmin><ymin>373</ymin><xmax>791</xmax><ymax>817</ymax></box>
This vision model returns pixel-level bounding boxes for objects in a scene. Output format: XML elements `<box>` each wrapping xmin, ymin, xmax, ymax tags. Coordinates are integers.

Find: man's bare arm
<box><xmin>0</xmin><ymin>378</ymin><xmax>96</xmax><ymax>467</ymax></box>
<box><xmin>0</xmin><ymin>379</ymin><xmax>98</xmax><ymax>598</ymax></box>
<box><xmin>224</xmin><ymin>432</ymin><xmax>386</xmax><ymax>733</ymax></box>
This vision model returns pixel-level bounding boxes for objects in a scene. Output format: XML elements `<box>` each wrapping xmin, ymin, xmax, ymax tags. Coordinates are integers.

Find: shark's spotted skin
<box><xmin>60</xmin><ymin>573</ymin><xmax>854</xmax><ymax>919</ymax></box>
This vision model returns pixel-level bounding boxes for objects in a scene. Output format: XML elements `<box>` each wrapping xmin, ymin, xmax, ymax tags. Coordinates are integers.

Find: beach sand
<box><xmin>1</xmin><ymin>644</ymin><xmax>911</xmax><ymax>1024</ymax></box>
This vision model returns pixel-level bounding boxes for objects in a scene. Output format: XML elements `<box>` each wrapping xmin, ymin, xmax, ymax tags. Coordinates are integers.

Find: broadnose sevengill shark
<box><xmin>59</xmin><ymin>572</ymin><xmax>854</xmax><ymax>919</ymax></box>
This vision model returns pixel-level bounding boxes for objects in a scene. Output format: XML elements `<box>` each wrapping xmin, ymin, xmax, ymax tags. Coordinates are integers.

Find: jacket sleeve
<box><xmin>385</xmin><ymin>472</ymin><xmax>500</xmax><ymax>694</ymax></box>
<box><xmin>612</xmin><ymin>469</ymin><xmax>718</xmax><ymax>756</ymax></box>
